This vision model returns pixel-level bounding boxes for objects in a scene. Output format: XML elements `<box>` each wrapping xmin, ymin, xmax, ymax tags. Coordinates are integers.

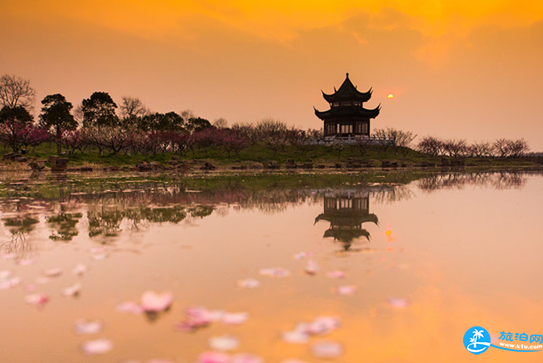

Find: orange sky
<box><xmin>1</xmin><ymin>1</ymin><xmax>543</xmax><ymax>150</ymax></box>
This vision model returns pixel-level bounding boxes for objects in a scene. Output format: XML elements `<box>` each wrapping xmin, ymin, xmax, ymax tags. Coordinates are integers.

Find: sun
<box><xmin>387</xmin><ymin>93</ymin><xmax>394</xmax><ymax>99</ymax></box>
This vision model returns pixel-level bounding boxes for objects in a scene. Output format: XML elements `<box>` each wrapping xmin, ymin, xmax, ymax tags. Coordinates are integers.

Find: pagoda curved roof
<box><xmin>322</xmin><ymin>73</ymin><xmax>372</xmax><ymax>103</ymax></box>
<box><xmin>315</xmin><ymin>213</ymin><xmax>378</xmax><ymax>226</ymax></box>
<box><xmin>323</xmin><ymin>228</ymin><xmax>370</xmax><ymax>243</ymax></box>
<box><xmin>314</xmin><ymin>104</ymin><xmax>381</xmax><ymax>120</ymax></box>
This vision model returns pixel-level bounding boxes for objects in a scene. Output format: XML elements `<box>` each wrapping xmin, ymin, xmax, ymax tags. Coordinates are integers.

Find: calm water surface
<box><xmin>0</xmin><ymin>171</ymin><xmax>542</xmax><ymax>363</ymax></box>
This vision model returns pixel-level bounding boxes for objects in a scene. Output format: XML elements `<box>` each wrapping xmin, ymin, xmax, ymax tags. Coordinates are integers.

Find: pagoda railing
<box><xmin>306</xmin><ymin>135</ymin><xmax>395</xmax><ymax>146</ymax></box>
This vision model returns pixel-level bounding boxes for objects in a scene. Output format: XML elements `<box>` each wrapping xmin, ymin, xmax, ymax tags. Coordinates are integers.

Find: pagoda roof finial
<box><xmin>321</xmin><ymin>73</ymin><xmax>373</xmax><ymax>103</ymax></box>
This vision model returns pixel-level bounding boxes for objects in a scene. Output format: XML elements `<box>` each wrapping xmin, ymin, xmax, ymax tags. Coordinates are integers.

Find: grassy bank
<box><xmin>1</xmin><ymin>142</ymin><xmax>541</xmax><ymax>172</ymax></box>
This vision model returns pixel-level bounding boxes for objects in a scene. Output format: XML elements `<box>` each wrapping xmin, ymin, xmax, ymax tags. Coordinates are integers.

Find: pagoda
<box><xmin>315</xmin><ymin>73</ymin><xmax>380</xmax><ymax>138</ymax></box>
<box><xmin>314</xmin><ymin>190</ymin><xmax>378</xmax><ymax>251</ymax></box>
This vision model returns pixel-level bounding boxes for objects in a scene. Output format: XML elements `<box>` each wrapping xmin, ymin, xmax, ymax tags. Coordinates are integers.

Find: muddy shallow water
<box><xmin>0</xmin><ymin>170</ymin><xmax>542</xmax><ymax>363</ymax></box>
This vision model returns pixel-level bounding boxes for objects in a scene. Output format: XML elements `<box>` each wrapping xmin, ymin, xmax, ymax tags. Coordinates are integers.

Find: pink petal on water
<box><xmin>306</xmin><ymin>316</ymin><xmax>341</xmax><ymax>335</ymax></box>
<box><xmin>81</xmin><ymin>339</ymin><xmax>113</xmax><ymax>355</ymax></box>
<box><xmin>35</xmin><ymin>277</ymin><xmax>51</xmax><ymax>285</ymax></box>
<box><xmin>282</xmin><ymin>329</ymin><xmax>309</xmax><ymax>344</ymax></box>
<box><xmin>326</xmin><ymin>270</ymin><xmax>346</xmax><ymax>279</ymax></box>
<box><xmin>238</xmin><ymin>278</ymin><xmax>260</xmax><ymax>289</ymax></box>
<box><xmin>281</xmin><ymin>360</ymin><xmax>308</xmax><ymax>363</ymax></box>
<box><xmin>387</xmin><ymin>298</ymin><xmax>410</xmax><ymax>309</ymax></box>
<box><xmin>73</xmin><ymin>263</ymin><xmax>88</xmax><ymax>275</ymax></box>
<box><xmin>25</xmin><ymin>293</ymin><xmax>49</xmax><ymax>306</ymax></box>
<box><xmin>336</xmin><ymin>285</ymin><xmax>357</xmax><ymax>296</ymax></box>
<box><xmin>259</xmin><ymin>267</ymin><xmax>290</xmax><ymax>278</ymax></box>
<box><xmin>1</xmin><ymin>253</ymin><xmax>16</xmax><ymax>260</ymax></box>
<box><xmin>304</xmin><ymin>260</ymin><xmax>320</xmax><ymax>275</ymax></box>
<box><xmin>198</xmin><ymin>351</ymin><xmax>230</xmax><ymax>363</ymax></box>
<box><xmin>0</xmin><ymin>270</ymin><xmax>11</xmax><ymax>279</ymax></box>
<box><xmin>230</xmin><ymin>353</ymin><xmax>263</xmax><ymax>363</ymax></box>
<box><xmin>175</xmin><ymin>307</ymin><xmax>222</xmax><ymax>332</ymax></box>
<box><xmin>62</xmin><ymin>283</ymin><xmax>82</xmax><ymax>297</ymax></box>
<box><xmin>223</xmin><ymin>312</ymin><xmax>248</xmax><ymax>325</ymax></box>
<box><xmin>0</xmin><ymin>276</ymin><xmax>21</xmax><ymax>290</ymax></box>
<box><xmin>293</xmin><ymin>251</ymin><xmax>313</xmax><ymax>260</ymax></box>
<box><xmin>18</xmin><ymin>258</ymin><xmax>35</xmax><ymax>266</ymax></box>
<box><xmin>140</xmin><ymin>291</ymin><xmax>173</xmax><ymax>312</ymax></box>
<box><xmin>117</xmin><ymin>301</ymin><xmax>144</xmax><ymax>314</ymax></box>
<box><xmin>44</xmin><ymin>268</ymin><xmax>62</xmax><ymax>277</ymax></box>
<box><xmin>74</xmin><ymin>319</ymin><xmax>103</xmax><ymax>335</ymax></box>
<box><xmin>311</xmin><ymin>341</ymin><xmax>343</xmax><ymax>359</ymax></box>
<box><xmin>90</xmin><ymin>247</ymin><xmax>107</xmax><ymax>260</ymax></box>
<box><xmin>209</xmin><ymin>335</ymin><xmax>240</xmax><ymax>351</ymax></box>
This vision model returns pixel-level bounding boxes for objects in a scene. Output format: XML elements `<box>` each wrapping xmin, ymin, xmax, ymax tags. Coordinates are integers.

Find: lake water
<box><xmin>0</xmin><ymin>170</ymin><xmax>542</xmax><ymax>363</ymax></box>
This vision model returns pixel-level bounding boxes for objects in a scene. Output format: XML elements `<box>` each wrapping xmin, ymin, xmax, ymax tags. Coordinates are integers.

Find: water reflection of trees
<box><xmin>417</xmin><ymin>171</ymin><xmax>528</xmax><ymax>192</ymax></box>
<box><xmin>0</xmin><ymin>214</ymin><xmax>40</xmax><ymax>258</ymax></box>
<box><xmin>0</xmin><ymin>170</ymin><xmax>538</xmax><ymax>258</ymax></box>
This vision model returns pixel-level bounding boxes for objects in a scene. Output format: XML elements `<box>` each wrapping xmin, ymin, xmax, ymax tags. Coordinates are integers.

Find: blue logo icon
<box><xmin>464</xmin><ymin>326</ymin><xmax>491</xmax><ymax>354</ymax></box>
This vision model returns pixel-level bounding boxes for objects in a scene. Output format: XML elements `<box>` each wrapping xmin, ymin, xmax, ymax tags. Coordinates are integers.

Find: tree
<box><xmin>185</xmin><ymin>117</ymin><xmax>212</xmax><ymax>134</ymax></box>
<box><xmin>81</xmin><ymin>92</ymin><xmax>119</xmax><ymax>128</ymax></box>
<box><xmin>507</xmin><ymin>139</ymin><xmax>530</xmax><ymax>157</ymax></box>
<box><xmin>0</xmin><ymin>74</ymin><xmax>36</xmax><ymax>111</ymax></box>
<box><xmin>255</xmin><ymin>118</ymin><xmax>289</xmax><ymax>155</ymax></box>
<box><xmin>442</xmin><ymin>139</ymin><xmax>467</xmax><ymax>158</ymax></box>
<box><xmin>39</xmin><ymin>94</ymin><xmax>77</xmax><ymax>154</ymax></box>
<box><xmin>119</xmin><ymin>96</ymin><xmax>149</xmax><ymax>119</ymax></box>
<box><xmin>119</xmin><ymin>96</ymin><xmax>149</xmax><ymax>129</ymax></box>
<box><xmin>0</xmin><ymin>106</ymin><xmax>48</xmax><ymax>152</ymax></box>
<box><xmin>212</xmin><ymin>118</ymin><xmax>228</xmax><ymax>129</ymax></box>
<box><xmin>417</xmin><ymin>136</ymin><xmax>444</xmax><ymax>156</ymax></box>
<box><xmin>140</xmin><ymin>112</ymin><xmax>185</xmax><ymax>132</ymax></box>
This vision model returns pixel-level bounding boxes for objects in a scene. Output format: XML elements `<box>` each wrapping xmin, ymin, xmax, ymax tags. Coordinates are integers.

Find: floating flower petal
<box><xmin>293</xmin><ymin>251</ymin><xmax>313</xmax><ymax>260</ymax></box>
<box><xmin>117</xmin><ymin>301</ymin><xmax>144</xmax><ymax>314</ymax></box>
<box><xmin>140</xmin><ymin>291</ymin><xmax>173</xmax><ymax>312</ymax></box>
<box><xmin>209</xmin><ymin>335</ymin><xmax>240</xmax><ymax>351</ymax></box>
<box><xmin>18</xmin><ymin>258</ymin><xmax>35</xmax><ymax>266</ymax></box>
<box><xmin>222</xmin><ymin>312</ymin><xmax>248</xmax><ymax>325</ymax></box>
<box><xmin>387</xmin><ymin>298</ymin><xmax>410</xmax><ymax>309</ymax></box>
<box><xmin>336</xmin><ymin>285</ymin><xmax>357</xmax><ymax>296</ymax></box>
<box><xmin>304</xmin><ymin>260</ymin><xmax>320</xmax><ymax>275</ymax></box>
<box><xmin>259</xmin><ymin>267</ymin><xmax>290</xmax><ymax>278</ymax></box>
<box><xmin>25</xmin><ymin>293</ymin><xmax>49</xmax><ymax>306</ymax></box>
<box><xmin>282</xmin><ymin>330</ymin><xmax>309</xmax><ymax>344</ymax></box>
<box><xmin>0</xmin><ymin>270</ymin><xmax>11</xmax><ymax>280</ymax></box>
<box><xmin>238</xmin><ymin>278</ymin><xmax>260</xmax><ymax>289</ymax></box>
<box><xmin>175</xmin><ymin>307</ymin><xmax>222</xmax><ymax>332</ymax></box>
<box><xmin>74</xmin><ymin>319</ymin><xmax>103</xmax><ymax>335</ymax></box>
<box><xmin>326</xmin><ymin>270</ymin><xmax>346</xmax><ymax>279</ymax></box>
<box><xmin>197</xmin><ymin>351</ymin><xmax>230</xmax><ymax>363</ymax></box>
<box><xmin>311</xmin><ymin>341</ymin><xmax>343</xmax><ymax>359</ymax></box>
<box><xmin>44</xmin><ymin>268</ymin><xmax>62</xmax><ymax>277</ymax></box>
<box><xmin>62</xmin><ymin>283</ymin><xmax>82</xmax><ymax>297</ymax></box>
<box><xmin>306</xmin><ymin>316</ymin><xmax>341</xmax><ymax>335</ymax></box>
<box><xmin>0</xmin><ymin>276</ymin><xmax>21</xmax><ymax>290</ymax></box>
<box><xmin>230</xmin><ymin>353</ymin><xmax>263</xmax><ymax>363</ymax></box>
<box><xmin>73</xmin><ymin>263</ymin><xmax>88</xmax><ymax>275</ymax></box>
<box><xmin>81</xmin><ymin>339</ymin><xmax>113</xmax><ymax>355</ymax></box>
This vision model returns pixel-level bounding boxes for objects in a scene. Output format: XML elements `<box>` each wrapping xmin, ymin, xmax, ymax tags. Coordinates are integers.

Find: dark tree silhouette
<box><xmin>82</xmin><ymin>92</ymin><xmax>118</xmax><ymax>128</ymax></box>
<box><xmin>39</xmin><ymin>94</ymin><xmax>77</xmax><ymax>154</ymax></box>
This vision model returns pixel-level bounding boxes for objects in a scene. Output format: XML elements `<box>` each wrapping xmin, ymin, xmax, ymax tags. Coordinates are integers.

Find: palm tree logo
<box><xmin>470</xmin><ymin>329</ymin><xmax>485</xmax><ymax>348</ymax></box>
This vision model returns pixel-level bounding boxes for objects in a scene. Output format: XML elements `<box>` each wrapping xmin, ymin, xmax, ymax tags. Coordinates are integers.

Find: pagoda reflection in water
<box><xmin>315</xmin><ymin>190</ymin><xmax>378</xmax><ymax>250</ymax></box>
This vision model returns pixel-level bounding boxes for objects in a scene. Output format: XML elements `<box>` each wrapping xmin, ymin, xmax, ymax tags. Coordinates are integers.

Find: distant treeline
<box><xmin>0</xmin><ymin>74</ymin><xmax>531</xmax><ymax>159</ymax></box>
